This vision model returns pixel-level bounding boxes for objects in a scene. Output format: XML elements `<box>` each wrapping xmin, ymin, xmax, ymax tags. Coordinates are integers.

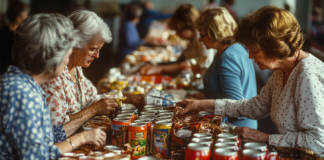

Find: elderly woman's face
<box><xmin>72</xmin><ymin>36</ymin><xmax>105</xmax><ymax>68</ymax></box>
<box><xmin>198</xmin><ymin>31</ymin><xmax>218</xmax><ymax>49</ymax></box>
<box><xmin>246</xmin><ymin>45</ymin><xmax>278</xmax><ymax>70</ymax></box>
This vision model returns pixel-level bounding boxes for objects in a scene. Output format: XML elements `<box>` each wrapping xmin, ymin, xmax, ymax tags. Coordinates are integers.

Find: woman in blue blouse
<box><xmin>192</xmin><ymin>8</ymin><xmax>258</xmax><ymax>129</ymax></box>
<box><xmin>0</xmin><ymin>14</ymin><xmax>106</xmax><ymax>159</ymax></box>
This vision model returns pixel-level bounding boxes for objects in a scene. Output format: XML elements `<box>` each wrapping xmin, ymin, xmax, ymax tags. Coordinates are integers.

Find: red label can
<box><xmin>242</xmin><ymin>149</ymin><xmax>266</xmax><ymax>160</ymax></box>
<box><xmin>217</xmin><ymin>133</ymin><xmax>241</xmax><ymax>148</ymax></box>
<box><xmin>244</xmin><ymin>142</ymin><xmax>269</xmax><ymax>154</ymax></box>
<box><xmin>112</xmin><ymin>118</ymin><xmax>130</xmax><ymax>148</ymax></box>
<box><xmin>214</xmin><ymin>148</ymin><xmax>238</xmax><ymax>160</ymax></box>
<box><xmin>185</xmin><ymin>144</ymin><xmax>211</xmax><ymax>160</ymax></box>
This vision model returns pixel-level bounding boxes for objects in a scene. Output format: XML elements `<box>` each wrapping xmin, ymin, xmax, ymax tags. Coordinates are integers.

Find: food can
<box><xmin>144</xmin><ymin>105</ymin><xmax>161</xmax><ymax>109</ymax></box>
<box><xmin>104</xmin><ymin>145</ymin><xmax>123</xmax><ymax>154</ymax></box>
<box><xmin>117</xmin><ymin>114</ymin><xmax>135</xmax><ymax>121</ymax></box>
<box><xmin>141</xmin><ymin>112</ymin><xmax>155</xmax><ymax>117</ymax></box>
<box><xmin>158</xmin><ymin>110</ymin><xmax>174</xmax><ymax>114</ymax></box>
<box><xmin>185</xmin><ymin>144</ymin><xmax>211</xmax><ymax>160</ymax></box>
<box><xmin>157</xmin><ymin>113</ymin><xmax>173</xmax><ymax>117</ymax></box>
<box><xmin>88</xmin><ymin>151</ymin><xmax>105</xmax><ymax>157</ymax></box>
<box><xmin>155</xmin><ymin>117</ymin><xmax>170</xmax><ymax>121</ymax></box>
<box><xmin>217</xmin><ymin>133</ymin><xmax>241</xmax><ymax>147</ymax></box>
<box><xmin>138</xmin><ymin>156</ymin><xmax>159</xmax><ymax>160</ymax></box>
<box><xmin>139</xmin><ymin>115</ymin><xmax>154</xmax><ymax>119</ymax></box>
<box><xmin>242</xmin><ymin>149</ymin><xmax>266</xmax><ymax>160</ymax></box>
<box><xmin>268</xmin><ymin>150</ymin><xmax>278</xmax><ymax>160</ymax></box>
<box><xmin>133</xmin><ymin>120</ymin><xmax>153</xmax><ymax>155</ymax></box>
<box><xmin>244</xmin><ymin>142</ymin><xmax>268</xmax><ymax>154</ymax></box>
<box><xmin>214</xmin><ymin>148</ymin><xmax>238</xmax><ymax>160</ymax></box>
<box><xmin>116</xmin><ymin>115</ymin><xmax>133</xmax><ymax>122</ymax></box>
<box><xmin>121</xmin><ymin>109</ymin><xmax>136</xmax><ymax>113</ymax></box>
<box><xmin>215</xmin><ymin>142</ymin><xmax>239</xmax><ymax>151</ymax></box>
<box><xmin>128</xmin><ymin>123</ymin><xmax>148</xmax><ymax>159</ymax></box>
<box><xmin>121</xmin><ymin>103</ymin><xmax>136</xmax><ymax>110</ymax></box>
<box><xmin>62</xmin><ymin>152</ymin><xmax>85</xmax><ymax>159</ymax></box>
<box><xmin>154</xmin><ymin>119</ymin><xmax>171</xmax><ymax>123</ymax></box>
<box><xmin>146</xmin><ymin>109</ymin><xmax>160</xmax><ymax>115</ymax></box>
<box><xmin>193</xmin><ymin>133</ymin><xmax>212</xmax><ymax>138</ymax></box>
<box><xmin>153</xmin><ymin>121</ymin><xmax>172</xmax><ymax>159</ymax></box>
<box><xmin>191</xmin><ymin>137</ymin><xmax>212</xmax><ymax>143</ymax></box>
<box><xmin>112</xmin><ymin>118</ymin><xmax>130</xmax><ymax>148</ymax></box>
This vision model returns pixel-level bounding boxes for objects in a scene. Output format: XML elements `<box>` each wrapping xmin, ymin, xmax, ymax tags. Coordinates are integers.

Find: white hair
<box><xmin>68</xmin><ymin>10</ymin><xmax>112</xmax><ymax>48</ymax></box>
<box><xmin>12</xmin><ymin>13</ymin><xmax>77</xmax><ymax>74</ymax></box>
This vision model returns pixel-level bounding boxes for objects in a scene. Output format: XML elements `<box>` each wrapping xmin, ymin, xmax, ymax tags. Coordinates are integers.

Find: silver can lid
<box><xmin>217</xmin><ymin>133</ymin><xmax>237</xmax><ymax>139</ymax></box>
<box><xmin>112</xmin><ymin>118</ymin><xmax>130</xmax><ymax>122</ymax></box>
<box><xmin>214</xmin><ymin>148</ymin><xmax>238</xmax><ymax>156</ymax></box>
<box><xmin>191</xmin><ymin>137</ymin><xmax>212</xmax><ymax>142</ymax></box>
<box><xmin>244</xmin><ymin>142</ymin><xmax>267</xmax><ymax>149</ymax></box>
<box><xmin>129</xmin><ymin>123</ymin><xmax>147</xmax><ymax>127</ymax></box>
<box><xmin>138</xmin><ymin>156</ymin><xmax>160</xmax><ymax>160</ymax></box>
<box><xmin>193</xmin><ymin>133</ymin><xmax>212</xmax><ymax>138</ymax></box>
<box><xmin>242</xmin><ymin>149</ymin><xmax>266</xmax><ymax>157</ymax></box>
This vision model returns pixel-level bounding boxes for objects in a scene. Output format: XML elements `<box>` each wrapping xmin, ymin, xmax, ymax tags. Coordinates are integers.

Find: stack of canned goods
<box><xmin>185</xmin><ymin>133</ymin><xmax>279</xmax><ymax>160</ymax></box>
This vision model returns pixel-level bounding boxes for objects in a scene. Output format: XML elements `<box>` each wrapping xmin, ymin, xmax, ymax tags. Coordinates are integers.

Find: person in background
<box><xmin>137</xmin><ymin>0</ymin><xmax>172</xmax><ymax>38</ymax></box>
<box><xmin>140</xmin><ymin>4</ymin><xmax>214</xmax><ymax>76</ymax></box>
<box><xmin>41</xmin><ymin>10</ymin><xmax>118</xmax><ymax>143</ymax></box>
<box><xmin>310</xmin><ymin>7</ymin><xmax>324</xmax><ymax>45</ymax></box>
<box><xmin>0</xmin><ymin>0</ymin><xmax>29</xmax><ymax>75</ymax></box>
<box><xmin>222</xmin><ymin>0</ymin><xmax>238</xmax><ymax>22</ymax></box>
<box><xmin>0</xmin><ymin>13</ymin><xmax>105</xmax><ymax>160</ymax></box>
<box><xmin>191</xmin><ymin>8</ymin><xmax>257</xmax><ymax>129</ymax></box>
<box><xmin>179</xmin><ymin>6</ymin><xmax>324</xmax><ymax>153</ymax></box>
<box><xmin>118</xmin><ymin>4</ymin><xmax>161</xmax><ymax>65</ymax></box>
<box><xmin>200</xmin><ymin>0</ymin><xmax>218</xmax><ymax>12</ymax></box>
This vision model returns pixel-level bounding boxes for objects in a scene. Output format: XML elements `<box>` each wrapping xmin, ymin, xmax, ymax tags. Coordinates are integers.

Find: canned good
<box><xmin>157</xmin><ymin>113</ymin><xmax>173</xmax><ymax>117</ymax></box>
<box><xmin>146</xmin><ymin>109</ymin><xmax>160</xmax><ymax>115</ymax></box>
<box><xmin>117</xmin><ymin>114</ymin><xmax>135</xmax><ymax>121</ymax></box>
<box><xmin>155</xmin><ymin>117</ymin><xmax>170</xmax><ymax>121</ymax></box>
<box><xmin>214</xmin><ymin>148</ymin><xmax>238</xmax><ymax>160</ymax></box>
<box><xmin>215</xmin><ymin>142</ymin><xmax>239</xmax><ymax>151</ymax></box>
<box><xmin>61</xmin><ymin>152</ymin><xmax>85</xmax><ymax>159</ymax></box>
<box><xmin>153</xmin><ymin>121</ymin><xmax>172</xmax><ymax>159</ymax></box>
<box><xmin>104</xmin><ymin>145</ymin><xmax>123</xmax><ymax>154</ymax></box>
<box><xmin>158</xmin><ymin>110</ymin><xmax>174</xmax><ymax>114</ymax></box>
<box><xmin>191</xmin><ymin>137</ymin><xmax>212</xmax><ymax>142</ymax></box>
<box><xmin>242</xmin><ymin>149</ymin><xmax>266</xmax><ymax>160</ymax></box>
<box><xmin>88</xmin><ymin>151</ymin><xmax>105</xmax><ymax>157</ymax></box>
<box><xmin>141</xmin><ymin>112</ymin><xmax>155</xmax><ymax>117</ymax></box>
<box><xmin>138</xmin><ymin>156</ymin><xmax>159</xmax><ymax>160</ymax></box>
<box><xmin>217</xmin><ymin>133</ymin><xmax>241</xmax><ymax>147</ymax></box>
<box><xmin>116</xmin><ymin>115</ymin><xmax>133</xmax><ymax>122</ymax></box>
<box><xmin>185</xmin><ymin>144</ymin><xmax>211</xmax><ymax>160</ymax></box>
<box><xmin>128</xmin><ymin>123</ymin><xmax>148</xmax><ymax>159</ymax></box>
<box><xmin>154</xmin><ymin>119</ymin><xmax>171</xmax><ymax>123</ymax></box>
<box><xmin>193</xmin><ymin>133</ymin><xmax>212</xmax><ymax>138</ymax></box>
<box><xmin>103</xmin><ymin>153</ymin><xmax>130</xmax><ymax>160</ymax></box>
<box><xmin>268</xmin><ymin>150</ymin><xmax>278</xmax><ymax>160</ymax></box>
<box><xmin>121</xmin><ymin>110</ymin><xmax>136</xmax><ymax>114</ymax></box>
<box><xmin>121</xmin><ymin>103</ymin><xmax>136</xmax><ymax>110</ymax></box>
<box><xmin>244</xmin><ymin>142</ymin><xmax>268</xmax><ymax>153</ymax></box>
<box><xmin>139</xmin><ymin>115</ymin><xmax>154</xmax><ymax>119</ymax></box>
<box><xmin>132</xmin><ymin>120</ymin><xmax>152</xmax><ymax>155</ymax></box>
<box><xmin>144</xmin><ymin>105</ymin><xmax>161</xmax><ymax>109</ymax></box>
<box><xmin>112</xmin><ymin>118</ymin><xmax>130</xmax><ymax>148</ymax></box>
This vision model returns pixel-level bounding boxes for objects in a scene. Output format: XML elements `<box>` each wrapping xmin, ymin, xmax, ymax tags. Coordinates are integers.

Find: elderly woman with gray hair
<box><xmin>0</xmin><ymin>13</ymin><xmax>106</xmax><ymax>159</ymax></box>
<box><xmin>41</xmin><ymin>10</ymin><xmax>118</xmax><ymax>142</ymax></box>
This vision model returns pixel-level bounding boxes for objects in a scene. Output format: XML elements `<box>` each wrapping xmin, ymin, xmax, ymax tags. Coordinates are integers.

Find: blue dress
<box><xmin>0</xmin><ymin>66</ymin><xmax>65</xmax><ymax>159</ymax></box>
<box><xmin>203</xmin><ymin>43</ymin><xmax>258</xmax><ymax>129</ymax></box>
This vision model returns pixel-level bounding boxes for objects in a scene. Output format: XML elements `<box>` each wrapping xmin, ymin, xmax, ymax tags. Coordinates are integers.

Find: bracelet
<box><xmin>66</xmin><ymin>139</ymin><xmax>75</xmax><ymax>150</ymax></box>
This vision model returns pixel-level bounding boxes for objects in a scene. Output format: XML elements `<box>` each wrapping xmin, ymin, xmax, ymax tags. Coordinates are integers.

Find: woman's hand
<box><xmin>91</xmin><ymin>98</ymin><xmax>118</xmax><ymax>115</ymax></box>
<box><xmin>179</xmin><ymin>99</ymin><xmax>216</xmax><ymax>115</ymax></box>
<box><xmin>235</xmin><ymin>127</ymin><xmax>270</xmax><ymax>143</ymax></box>
<box><xmin>140</xmin><ymin>65</ymin><xmax>162</xmax><ymax>75</ymax></box>
<box><xmin>81</xmin><ymin>129</ymin><xmax>106</xmax><ymax>147</ymax></box>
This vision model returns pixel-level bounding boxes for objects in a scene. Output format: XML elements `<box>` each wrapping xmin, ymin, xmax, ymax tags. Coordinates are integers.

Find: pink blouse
<box><xmin>41</xmin><ymin>66</ymin><xmax>98</xmax><ymax>125</ymax></box>
<box><xmin>215</xmin><ymin>54</ymin><xmax>324</xmax><ymax>153</ymax></box>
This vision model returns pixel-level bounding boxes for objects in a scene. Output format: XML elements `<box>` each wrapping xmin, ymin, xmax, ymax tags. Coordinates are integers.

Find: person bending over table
<box><xmin>178</xmin><ymin>6</ymin><xmax>324</xmax><ymax>153</ymax></box>
<box><xmin>0</xmin><ymin>13</ymin><xmax>105</xmax><ymax>160</ymax></box>
<box><xmin>190</xmin><ymin>7</ymin><xmax>258</xmax><ymax>129</ymax></box>
<box><xmin>41</xmin><ymin>10</ymin><xmax>118</xmax><ymax>142</ymax></box>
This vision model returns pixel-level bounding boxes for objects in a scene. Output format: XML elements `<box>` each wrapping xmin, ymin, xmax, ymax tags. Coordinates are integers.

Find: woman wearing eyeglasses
<box><xmin>191</xmin><ymin>7</ymin><xmax>258</xmax><ymax>129</ymax></box>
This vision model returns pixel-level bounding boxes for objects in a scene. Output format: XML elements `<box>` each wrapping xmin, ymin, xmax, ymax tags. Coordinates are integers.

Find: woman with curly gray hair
<box><xmin>41</xmin><ymin>10</ymin><xmax>118</xmax><ymax>142</ymax></box>
<box><xmin>0</xmin><ymin>13</ymin><xmax>105</xmax><ymax>160</ymax></box>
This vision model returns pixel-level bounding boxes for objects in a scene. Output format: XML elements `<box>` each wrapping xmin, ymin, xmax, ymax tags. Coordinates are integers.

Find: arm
<box><xmin>123</xmin><ymin>92</ymin><xmax>146</xmax><ymax>109</ymax></box>
<box><xmin>268</xmin><ymin>71</ymin><xmax>324</xmax><ymax>153</ymax></box>
<box><xmin>124</xmin><ymin>23</ymin><xmax>144</xmax><ymax>49</ymax></box>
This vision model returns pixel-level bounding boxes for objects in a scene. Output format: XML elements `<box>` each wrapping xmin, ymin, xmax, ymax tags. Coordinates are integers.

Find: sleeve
<box><xmin>148</xmin><ymin>10</ymin><xmax>172</xmax><ymax>20</ymax></box>
<box><xmin>214</xmin><ymin>72</ymin><xmax>275</xmax><ymax>120</ymax></box>
<box><xmin>52</xmin><ymin>125</ymin><xmax>67</xmax><ymax>143</ymax></box>
<box><xmin>124</xmin><ymin>23</ymin><xmax>144</xmax><ymax>49</ymax></box>
<box><xmin>8</xmin><ymin>89</ymin><xmax>61</xmax><ymax>159</ymax></box>
<box><xmin>218</xmin><ymin>52</ymin><xmax>244</xmax><ymax>100</ymax></box>
<box><xmin>268</xmin><ymin>71</ymin><xmax>324</xmax><ymax>153</ymax></box>
<box><xmin>41</xmin><ymin>78</ymin><xmax>69</xmax><ymax>125</ymax></box>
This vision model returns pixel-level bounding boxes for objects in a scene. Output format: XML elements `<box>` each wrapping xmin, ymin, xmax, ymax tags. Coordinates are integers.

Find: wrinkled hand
<box><xmin>82</xmin><ymin>129</ymin><xmax>106</xmax><ymax>147</ymax></box>
<box><xmin>92</xmin><ymin>98</ymin><xmax>118</xmax><ymax>115</ymax></box>
<box><xmin>140</xmin><ymin>65</ymin><xmax>162</xmax><ymax>75</ymax></box>
<box><xmin>179</xmin><ymin>99</ymin><xmax>216</xmax><ymax>115</ymax></box>
<box><xmin>235</xmin><ymin>127</ymin><xmax>270</xmax><ymax>143</ymax></box>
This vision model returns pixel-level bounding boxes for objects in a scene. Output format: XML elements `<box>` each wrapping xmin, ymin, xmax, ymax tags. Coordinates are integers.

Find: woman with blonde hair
<box><xmin>179</xmin><ymin>6</ymin><xmax>324</xmax><ymax>152</ymax></box>
<box><xmin>141</xmin><ymin>4</ymin><xmax>213</xmax><ymax>75</ymax></box>
<box><xmin>189</xmin><ymin>7</ymin><xmax>258</xmax><ymax>129</ymax></box>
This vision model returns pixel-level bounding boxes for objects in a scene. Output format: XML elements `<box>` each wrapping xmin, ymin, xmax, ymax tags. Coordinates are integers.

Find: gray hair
<box><xmin>12</xmin><ymin>13</ymin><xmax>77</xmax><ymax>74</ymax></box>
<box><xmin>68</xmin><ymin>10</ymin><xmax>112</xmax><ymax>48</ymax></box>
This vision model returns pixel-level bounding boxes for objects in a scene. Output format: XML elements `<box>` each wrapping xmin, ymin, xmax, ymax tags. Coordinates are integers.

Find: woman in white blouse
<box><xmin>179</xmin><ymin>6</ymin><xmax>324</xmax><ymax>153</ymax></box>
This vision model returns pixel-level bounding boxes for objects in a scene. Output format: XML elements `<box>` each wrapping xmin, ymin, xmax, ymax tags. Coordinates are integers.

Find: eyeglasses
<box><xmin>200</xmin><ymin>33</ymin><xmax>208</xmax><ymax>39</ymax></box>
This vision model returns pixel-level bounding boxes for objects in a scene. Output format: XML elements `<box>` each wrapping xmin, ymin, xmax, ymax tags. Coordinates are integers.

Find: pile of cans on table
<box><xmin>185</xmin><ymin>133</ymin><xmax>278</xmax><ymax>160</ymax></box>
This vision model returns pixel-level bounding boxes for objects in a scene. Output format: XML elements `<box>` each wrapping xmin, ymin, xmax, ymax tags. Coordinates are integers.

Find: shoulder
<box><xmin>222</xmin><ymin>43</ymin><xmax>248</xmax><ymax>58</ymax></box>
<box><xmin>41</xmin><ymin>67</ymin><xmax>68</xmax><ymax>91</ymax></box>
<box><xmin>293</xmin><ymin>54</ymin><xmax>324</xmax><ymax>86</ymax></box>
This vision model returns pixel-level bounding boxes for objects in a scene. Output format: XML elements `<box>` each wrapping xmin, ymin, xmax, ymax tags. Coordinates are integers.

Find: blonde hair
<box><xmin>195</xmin><ymin>7</ymin><xmax>236</xmax><ymax>45</ymax></box>
<box><xmin>168</xmin><ymin>4</ymin><xmax>199</xmax><ymax>31</ymax></box>
<box><xmin>235</xmin><ymin>6</ymin><xmax>303</xmax><ymax>59</ymax></box>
